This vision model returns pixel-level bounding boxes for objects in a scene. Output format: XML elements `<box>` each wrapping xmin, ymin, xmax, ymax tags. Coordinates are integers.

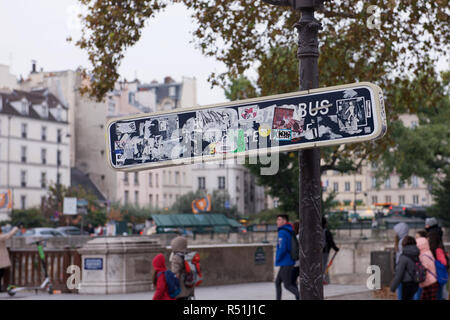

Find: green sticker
<box><xmin>235</xmin><ymin>129</ymin><xmax>245</xmax><ymax>153</ymax></box>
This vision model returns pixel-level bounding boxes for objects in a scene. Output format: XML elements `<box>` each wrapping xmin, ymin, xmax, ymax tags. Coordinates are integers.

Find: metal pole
<box><xmin>296</xmin><ymin>7</ymin><xmax>323</xmax><ymax>300</ymax></box>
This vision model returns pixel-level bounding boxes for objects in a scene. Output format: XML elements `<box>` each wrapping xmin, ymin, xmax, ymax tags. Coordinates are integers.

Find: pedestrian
<box><xmin>390</xmin><ymin>236</ymin><xmax>421</xmax><ymax>300</ymax></box>
<box><xmin>393</xmin><ymin>222</ymin><xmax>409</xmax><ymax>300</ymax></box>
<box><xmin>412</xmin><ymin>230</ymin><xmax>428</xmax><ymax>299</ymax></box>
<box><xmin>291</xmin><ymin>221</ymin><xmax>300</xmax><ymax>288</ymax></box>
<box><xmin>427</xmin><ymin>231</ymin><xmax>449</xmax><ymax>300</ymax></box>
<box><xmin>275</xmin><ymin>214</ymin><xmax>299</xmax><ymax>300</ymax></box>
<box><xmin>87</xmin><ymin>223</ymin><xmax>95</xmax><ymax>236</ymax></box>
<box><xmin>425</xmin><ymin>217</ymin><xmax>443</xmax><ymax>244</ymax></box>
<box><xmin>152</xmin><ymin>253</ymin><xmax>176</xmax><ymax>300</ymax></box>
<box><xmin>0</xmin><ymin>225</ymin><xmax>19</xmax><ymax>292</ymax></box>
<box><xmin>322</xmin><ymin>217</ymin><xmax>339</xmax><ymax>285</ymax></box>
<box><xmin>169</xmin><ymin>236</ymin><xmax>195</xmax><ymax>300</ymax></box>
<box><xmin>416</xmin><ymin>237</ymin><xmax>439</xmax><ymax>300</ymax></box>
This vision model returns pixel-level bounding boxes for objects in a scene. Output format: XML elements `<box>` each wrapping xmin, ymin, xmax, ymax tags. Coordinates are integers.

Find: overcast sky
<box><xmin>0</xmin><ymin>0</ymin><xmax>228</xmax><ymax>105</ymax></box>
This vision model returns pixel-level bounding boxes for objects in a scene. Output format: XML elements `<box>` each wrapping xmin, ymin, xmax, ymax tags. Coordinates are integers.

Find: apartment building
<box><xmin>0</xmin><ymin>89</ymin><xmax>70</xmax><ymax>218</ymax></box>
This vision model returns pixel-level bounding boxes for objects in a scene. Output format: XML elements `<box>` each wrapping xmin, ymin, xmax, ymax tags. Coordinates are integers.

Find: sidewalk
<box><xmin>0</xmin><ymin>282</ymin><xmax>381</xmax><ymax>300</ymax></box>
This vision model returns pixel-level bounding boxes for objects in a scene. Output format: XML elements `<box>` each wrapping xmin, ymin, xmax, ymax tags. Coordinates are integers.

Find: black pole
<box><xmin>262</xmin><ymin>0</ymin><xmax>324</xmax><ymax>300</ymax></box>
<box><xmin>296</xmin><ymin>6</ymin><xmax>323</xmax><ymax>300</ymax></box>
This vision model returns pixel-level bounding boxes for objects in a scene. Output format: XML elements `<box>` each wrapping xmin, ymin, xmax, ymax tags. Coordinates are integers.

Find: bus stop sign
<box><xmin>106</xmin><ymin>82</ymin><xmax>387</xmax><ymax>171</ymax></box>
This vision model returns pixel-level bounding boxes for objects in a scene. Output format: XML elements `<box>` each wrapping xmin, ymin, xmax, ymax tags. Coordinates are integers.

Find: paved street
<box><xmin>0</xmin><ymin>282</ymin><xmax>383</xmax><ymax>300</ymax></box>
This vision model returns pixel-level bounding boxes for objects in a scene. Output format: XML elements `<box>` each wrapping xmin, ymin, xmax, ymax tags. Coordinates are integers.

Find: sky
<box><xmin>0</xmin><ymin>0</ymin><xmax>228</xmax><ymax>106</ymax></box>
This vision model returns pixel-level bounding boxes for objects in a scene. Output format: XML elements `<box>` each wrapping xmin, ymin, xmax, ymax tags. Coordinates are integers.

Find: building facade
<box><xmin>0</xmin><ymin>89</ymin><xmax>70</xmax><ymax>218</ymax></box>
<box><xmin>322</xmin><ymin>114</ymin><xmax>432</xmax><ymax>208</ymax></box>
<box><xmin>191</xmin><ymin>160</ymin><xmax>266</xmax><ymax>216</ymax></box>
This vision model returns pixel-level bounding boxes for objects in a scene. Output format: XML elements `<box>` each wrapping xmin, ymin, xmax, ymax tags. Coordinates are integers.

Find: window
<box><xmin>398</xmin><ymin>181</ymin><xmax>405</xmax><ymax>189</ymax></box>
<box><xmin>41</xmin><ymin>148</ymin><xmax>47</xmax><ymax>164</ymax></box>
<box><xmin>169</xmin><ymin>86</ymin><xmax>176</xmax><ymax>97</ymax></box>
<box><xmin>21</xmin><ymin>195</ymin><xmax>26</xmax><ymax>209</ymax></box>
<box><xmin>21</xmin><ymin>101</ymin><xmax>28</xmax><ymax>114</ymax></box>
<box><xmin>384</xmin><ymin>177</ymin><xmax>391</xmax><ymax>189</ymax></box>
<box><xmin>149</xmin><ymin>173</ymin><xmax>153</xmax><ymax>187</ymax></box>
<box><xmin>155</xmin><ymin>174</ymin><xmax>159</xmax><ymax>187</ymax></box>
<box><xmin>345</xmin><ymin>182</ymin><xmax>350</xmax><ymax>192</ymax></box>
<box><xmin>399</xmin><ymin>195</ymin><xmax>405</xmax><ymax>204</ymax></box>
<box><xmin>356</xmin><ymin>181</ymin><xmax>362</xmax><ymax>192</ymax></box>
<box><xmin>412</xmin><ymin>176</ymin><xmax>419</xmax><ymax>188</ymax></box>
<box><xmin>236</xmin><ymin>176</ymin><xmax>240</xmax><ymax>192</ymax></box>
<box><xmin>371</xmin><ymin>196</ymin><xmax>378</xmax><ymax>204</ymax></box>
<box><xmin>21</xmin><ymin>170</ymin><xmax>27</xmax><ymax>187</ymax></box>
<box><xmin>56</xmin><ymin>107</ymin><xmax>62</xmax><ymax>121</ymax></box>
<box><xmin>413</xmin><ymin>195</ymin><xmax>419</xmax><ymax>204</ymax></box>
<box><xmin>149</xmin><ymin>194</ymin><xmax>153</xmax><ymax>207</ymax></box>
<box><xmin>21</xmin><ymin>146</ymin><xmax>27</xmax><ymax>163</ymax></box>
<box><xmin>198</xmin><ymin>177</ymin><xmax>206</xmax><ymax>190</ymax></box>
<box><xmin>163</xmin><ymin>194</ymin><xmax>167</xmax><ymax>207</ymax></box>
<box><xmin>168</xmin><ymin>171</ymin><xmax>172</xmax><ymax>184</ymax></box>
<box><xmin>371</xmin><ymin>177</ymin><xmax>377</xmax><ymax>188</ymax></box>
<box><xmin>42</xmin><ymin>102</ymin><xmax>48</xmax><ymax>118</ymax></box>
<box><xmin>41</xmin><ymin>172</ymin><xmax>47</xmax><ymax>188</ymax></box>
<box><xmin>21</xmin><ymin>123</ymin><xmax>27</xmax><ymax>138</ymax></box>
<box><xmin>128</xmin><ymin>92</ymin><xmax>135</xmax><ymax>104</ymax></box>
<box><xmin>57</xmin><ymin>173</ymin><xmax>61</xmax><ymax>185</ymax></box>
<box><xmin>218</xmin><ymin>176</ymin><xmax>226</xmax><ymax>190</ymax></box>
<box><xmin>57</xmin><ymin>129</ymin><xmax>62</xmax><ymax>143</ymax></box>
<box><xmin>134</xmin><ymin>172</ymin><xmax>139</xmax><ymax>185</ymax></box>
<box><xmin>385</xmin><ymin>195</ymin><xmax>391</xmax><ymax>203</ymax></box>
<box><xmin>156</xmin><ymin>194</ymin><xmax>159</xmax><ymax>207</ymax></box>
<box><xmin>41</xmin><ymin>196</ymin><xmax>46</xmax><ymax>208</ymax></box>
<box><xmin>182</xmin><ymin>172</ymin><xmax>186</xmax><ymax>184</ymax></box>
<box><xmin>124</xmin><ymin>191</ymin><xmax>129</xmax><ymax>205</ymax></box>
<box><xmin>163</xmin><ymin>171</ymin><xmax>166</xmax><ymax>184</ymax></box>
<box><xmin>57</xmin><ymin>150</ymin><xmax>62</xmax><ymax>166</ymax></box>
<box><xmin>333</xmin><ymin>182</ymin><xmax>339</xmax><ymax>192</ymax></box>
<box><xmin>124</xmin><ymin>172</ymin><xmax>129</xmax><ymax>185</ymax></box>
<box><xmin>175</xmin><ymin>171</ymin><xmax>180</xmax><ymax>184</ymax></box>
<box><xmin>108</xmin><ymin>102</ymin><xmax>115</xmax><ymax>114</ymax></box>
<box><xmin>41</xmin><ymin>126</ymin><xmax>47</xmax><ymax>141</ymax></box>
<box><xmin>135</xmin><ymin>191</ymin><xmax>139</xmax><ymax>205</ymax></box>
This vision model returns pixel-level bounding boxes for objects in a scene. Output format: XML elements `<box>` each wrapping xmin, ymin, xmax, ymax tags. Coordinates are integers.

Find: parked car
<box><xmin>22</xmin><ymin>228</ymin><xmax>65</xmax><ymax>238</ymax></box>
<box><xmin>56</xmin><ymin>226</ymin><xmax>88</xmax><ymax>236</ymax></box>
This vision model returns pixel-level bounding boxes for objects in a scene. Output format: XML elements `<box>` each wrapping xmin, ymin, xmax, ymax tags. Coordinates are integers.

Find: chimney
<box><xmin>31</xmin><ymin>60</ymin><xmax>37</xmax><ymax>73</ymax></box>
<box><xmin>164</xmin><ymin>76</ymin><xmax>174</xmax><ymax>84</ymax></box>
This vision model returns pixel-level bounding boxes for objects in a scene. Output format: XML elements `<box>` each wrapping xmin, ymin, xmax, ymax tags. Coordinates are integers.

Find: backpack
<box><xmin>290</xmin><ymin>232</ymin><xmax>299</xmax><ymax>261</ymax></box>
<box><xmin>181</xmin><ymin>252</ymin><xmax>203</xmax><ymax>288</ymax></box>
<box><xmin>405</xmin><ymin>256</ymin><xmax>427</xmax><ymax>284</ymax></box>
<box><xmin>157</xmin><ymin>270</ymin><xmax>181</xmax><ymax>298</ymax></box>
<box><xmin>424</xmin><ymin>254</ymin><xmax>449</xmax><ymax>285</ymax></box>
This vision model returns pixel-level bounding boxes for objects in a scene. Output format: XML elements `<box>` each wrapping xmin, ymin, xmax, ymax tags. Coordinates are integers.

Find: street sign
<box><xmin>106</xmin><ymin>82</ymin><xmax>387</xmax><ymax>171</ymax></box>
<box><xmin>63</xmin><ymin>197</ymin><xmax>77</xmax><ymax>215</ymax></box>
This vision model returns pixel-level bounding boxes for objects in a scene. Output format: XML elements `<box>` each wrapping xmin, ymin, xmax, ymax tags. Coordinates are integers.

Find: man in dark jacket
<box><xmin>275</xmin><ymin>214</ymin><xmax>299</xmax><ymax>300</ymax></box>
<box><xmin>322</xmin><ymin>217</ymin><xmax>339</xmax><ymax>284</ymax></box>
<box><xmin>390</xmin><ymin>236</ymin><xmax>421</xmax><ymax>300</ymax></box>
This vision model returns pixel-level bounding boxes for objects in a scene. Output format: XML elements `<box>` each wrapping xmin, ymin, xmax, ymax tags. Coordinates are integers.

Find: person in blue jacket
<box><xmin>275</xmin><ymin>214</ymin><xmax>300</xmax><ymax>300</ymax></box>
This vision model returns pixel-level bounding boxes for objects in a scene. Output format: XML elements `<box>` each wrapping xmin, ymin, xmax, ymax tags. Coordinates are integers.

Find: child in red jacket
<box><xmin>152</xmin><ymin>253</ymin><xmax>175</xmax><ymax>300</ymax></box>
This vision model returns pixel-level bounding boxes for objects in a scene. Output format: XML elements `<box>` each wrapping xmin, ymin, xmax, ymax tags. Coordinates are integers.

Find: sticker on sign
<box><xmin>105</xmin><ymin>82</ymin><xmax>387</xmax><ymax>171</ymax></box>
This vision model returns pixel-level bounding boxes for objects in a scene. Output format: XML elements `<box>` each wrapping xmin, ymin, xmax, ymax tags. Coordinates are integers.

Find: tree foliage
<box><xmin>73</xmin><ymin>0</ymin><xmax>449</xmax><ymax>102</ymax></box>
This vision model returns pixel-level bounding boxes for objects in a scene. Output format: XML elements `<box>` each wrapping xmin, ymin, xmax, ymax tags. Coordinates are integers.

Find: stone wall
<box><xmin>163</xmin><ymin>243</ymin><xmax>274</xmax><ymax>287</ymax></box>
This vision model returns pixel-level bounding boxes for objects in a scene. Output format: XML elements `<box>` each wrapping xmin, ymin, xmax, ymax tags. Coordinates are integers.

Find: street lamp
<box><xmin>262</xmin><ymin>0</ymin><xmax>325</xmax><ymax>300</ymax></box>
